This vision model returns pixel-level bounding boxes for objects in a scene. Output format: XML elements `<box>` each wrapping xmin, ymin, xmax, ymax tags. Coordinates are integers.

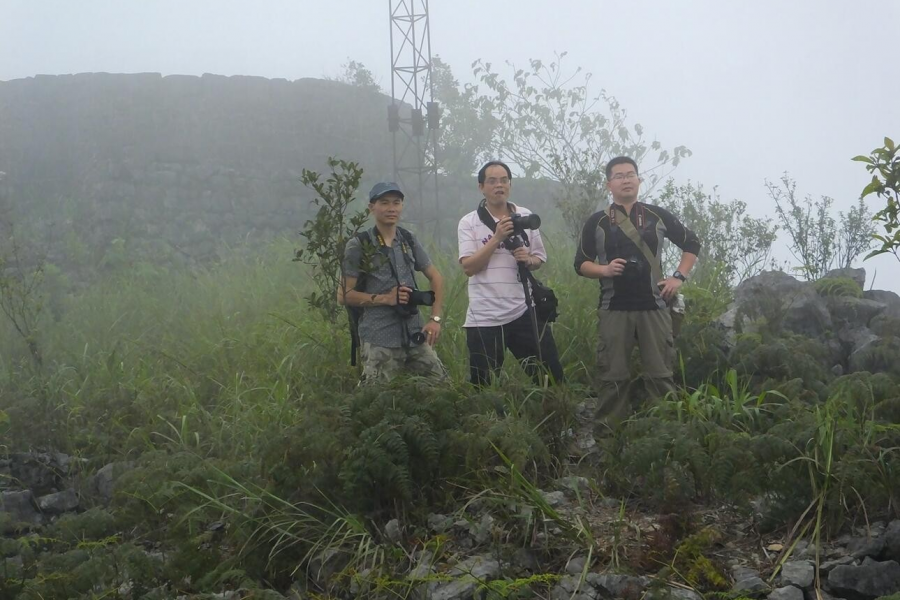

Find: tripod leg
<box><xmin>518</xmin><ymin>263</ymin><xmax>543</xmax><ymax>363</ymax></box>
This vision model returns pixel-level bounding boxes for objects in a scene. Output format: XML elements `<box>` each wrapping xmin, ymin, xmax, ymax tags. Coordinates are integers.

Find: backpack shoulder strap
<box><xmin>397</xmin><ymin>226</ymin><xmax>414</xmax><ymax>245</ymax></box>
<box><xmin>352</xmin><ymin>230</ymin><xmax>374</xmax><ymax>289</ymax></box>
<box><xmin>347</xmin><ymin>230</ymin><xmax>374</xmax><ymax>367</ymax></box>
<box><xmin>395</xmin><ymin>226</ymin><xmax>419</xmax><ymax>269</ymax></box>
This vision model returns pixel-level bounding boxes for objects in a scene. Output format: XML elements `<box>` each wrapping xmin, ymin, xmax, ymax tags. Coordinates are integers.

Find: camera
<box><xmin>394</xmin><ymin>289</ymin><xmax>436</xmax><ymax>318</ymax></box>
<box><xmin>510</xmin><ymin>212</ymin><xmax>541</xmax><ymax>234</ymax></box>
<box><xmin>620</xmin><ymin>257</ymin><xmax>644</xmax><ymax>279</ymax></box>
<box><xmin>409</xmin><ymin>289</ymin><xmax>436</xmax><ymax>306</ymax></box>
<box><xmin>503</xmin><ymin>212</ymin><xmax>541</xmax><ymax>251</ymax></box>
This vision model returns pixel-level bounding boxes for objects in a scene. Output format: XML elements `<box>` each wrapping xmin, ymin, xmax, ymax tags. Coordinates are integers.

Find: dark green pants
<box><xmin>595</xmin><ymin>308</ymin><xmax>676</xmax><ymax>431</ymax></box>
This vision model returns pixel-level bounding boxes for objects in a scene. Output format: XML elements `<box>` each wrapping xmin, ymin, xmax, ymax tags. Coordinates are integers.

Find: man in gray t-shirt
<box><xmin>338</xmin><ymin>182</ymin><xmax>445</xmax><ymax>382</ymax></box>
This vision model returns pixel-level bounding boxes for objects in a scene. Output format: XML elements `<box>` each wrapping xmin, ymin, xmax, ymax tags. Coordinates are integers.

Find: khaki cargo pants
<box><xmin>595</xmin><ymin>308</ymin><xmax>676</xmax><ymax>431</ymax></box>
<box><xmin>360</xmin><ymin>342</ymin><xmax>446</xmax><ymax>384</ymax></box>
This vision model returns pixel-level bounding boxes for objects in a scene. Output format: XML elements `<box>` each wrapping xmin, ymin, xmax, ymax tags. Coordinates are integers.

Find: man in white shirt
<box><xmin>458</xmin><ymin>161</ymin><xmax>564</xmax><ymax>386</ymax></box>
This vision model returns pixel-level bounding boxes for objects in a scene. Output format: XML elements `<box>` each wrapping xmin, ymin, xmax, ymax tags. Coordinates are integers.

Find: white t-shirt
<box><xmin>457</xmin><ymin>204</ymin><xmax>548</xmax><ymax>328</ymax></box>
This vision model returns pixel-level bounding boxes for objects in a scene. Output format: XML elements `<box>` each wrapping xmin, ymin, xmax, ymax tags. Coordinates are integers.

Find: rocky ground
<box><xmin>3</xmin><ymin>446</ymin><xmax>900</xmax><ymax>600</ymax></box>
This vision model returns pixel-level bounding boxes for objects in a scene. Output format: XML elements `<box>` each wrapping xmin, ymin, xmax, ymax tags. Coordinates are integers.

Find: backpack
<box><xmin>346</xmin><ymin>227</ymin><xmax>419</xmax><ymax>366</ymax></box>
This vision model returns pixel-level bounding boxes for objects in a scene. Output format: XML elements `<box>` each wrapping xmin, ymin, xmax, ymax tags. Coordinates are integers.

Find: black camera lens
<box><xmin>510</xmin><ymin>213</ymin><xmax>541</xmax><ymax>232</ymax></box>
<box><xmin>394</xmin><ymin>288</ymin><xmax>435</xmax><ymax>318</ymax></box>
<box><xmin>408</xmin><ymin>289</ymin><xmax>435</xmax><ymax>307</ymax></box>
<box><xmin>409</xmin><ymin>331</ymin><xmax>426</xmax><ymax>346</ymax></box>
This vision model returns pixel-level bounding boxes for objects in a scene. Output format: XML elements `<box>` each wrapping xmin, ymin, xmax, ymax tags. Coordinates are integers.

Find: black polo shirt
<box><xmin>574</xmin><ymin>202</ymin><xmax>701</xmax><ymax>310</ymax></box>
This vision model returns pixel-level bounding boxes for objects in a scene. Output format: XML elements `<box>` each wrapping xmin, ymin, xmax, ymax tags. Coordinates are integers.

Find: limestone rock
<box><xmin>733</xmin><ymin>575</ymin><xmax>769</xmax><ymax>596</ymax></box>
<box><xmin>37</xmin><ymin>489</ymin><xmax>79</xmax><ymax>514</ymax></box>
<box><xmin>780</xmin><ymin>560</ymin><xmax>814</xmax><ymax>588</ymax></box>
<box><xmin>827</xmin><ymin>558</ymin><xmax>900</xmax><ymax>599</ymax></box>
<box><xmin>431</xmin><ymin>555</ymin><xmax>500</xmax><ymax>600</ymax></box>
<box><xmin>0</xmin><ymin>490</ymin><xmax>42</xmax><ymax>524</ymax></box>
<box><xmin>768</xmin><ymin>585</ymin><xmax>804</xmax><ymax>600</ymax></box>
<box><xmin>91</xmin><ymin>461</ymin><xmax>135</xmax><ymax>504</ymax></box>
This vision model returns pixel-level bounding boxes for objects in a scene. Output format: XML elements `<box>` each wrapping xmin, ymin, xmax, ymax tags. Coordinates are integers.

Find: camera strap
<box><xmin>372</xmin><ymin>227</ymin><xmax>419</xmax><ymax>291</ymax></box>
<box><xmin>610</xmin><ymin>204</ymin><xmax>663</xmax><ymax>286</ymax></box>
<box><xmin>476</xmin><ymin>200</ymin><xmax>530</xmax><ymax>247</ymax></box>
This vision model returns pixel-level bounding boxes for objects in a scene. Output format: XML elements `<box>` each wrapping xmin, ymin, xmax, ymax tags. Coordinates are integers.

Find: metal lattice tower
<box><xmin>388</xmin><ymin>0</ymin><xmax>441</xmax><ymax>242</ymax></box>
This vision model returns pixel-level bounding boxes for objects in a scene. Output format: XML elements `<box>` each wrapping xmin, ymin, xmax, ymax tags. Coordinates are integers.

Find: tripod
<box><xmin>512</xmin><ymin>240</ymin><xmax>543</xmax><ymax>365</ymax></box>
<box><xmin>519</xmin><ymin>263</ymin><xmax>543</xmax><ymax>364</ymax></box>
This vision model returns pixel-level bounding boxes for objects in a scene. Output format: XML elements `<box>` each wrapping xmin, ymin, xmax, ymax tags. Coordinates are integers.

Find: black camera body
<box><xmin>393</xmin><ymin>289</ymin><xmax>436</xmax><ymax>318</ymax></box>
<box><xmin>398</xmin><ymin>290</ymin><xmax>435</xmax><ymax>346</ymax></box>
<box><xmin>503</xmin><ymin>212</ymin><xmax>541</xmax><ymax>251</ymax></box>
<box><xmin>620</xmin><ymin>256</ymin><xmax>645</xmax><ymax>279</ymax></box>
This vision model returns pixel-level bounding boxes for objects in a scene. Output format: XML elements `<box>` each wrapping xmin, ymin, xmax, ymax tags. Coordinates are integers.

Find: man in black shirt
<box><xmin>574</xmin><ymin>157</ymin><xmax>701</xmax><ymax>430</ymax></box>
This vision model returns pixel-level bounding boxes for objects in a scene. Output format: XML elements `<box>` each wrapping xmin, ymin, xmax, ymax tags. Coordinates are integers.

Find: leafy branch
<box><xmin>855</xmin><ymin>136</ymin><xmax>900</xmax><ymax>262</ymax></box>
<box><xmin>294</xmin><ymin>158</ymin><xmax>368</xmax><ymax>323</ymax></box>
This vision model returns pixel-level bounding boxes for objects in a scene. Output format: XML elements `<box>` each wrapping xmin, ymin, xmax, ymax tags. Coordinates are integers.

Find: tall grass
<box><xmin>0</xmin><ymin>235</ymin><xmax>602</xmax><ymax>460</ymax></box>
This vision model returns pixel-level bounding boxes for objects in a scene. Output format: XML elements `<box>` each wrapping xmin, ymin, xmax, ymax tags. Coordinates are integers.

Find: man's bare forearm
<box><xmin>460</xmin><ymin>236</ymin><xmax>503</xmax><ymax>276</ymax></box>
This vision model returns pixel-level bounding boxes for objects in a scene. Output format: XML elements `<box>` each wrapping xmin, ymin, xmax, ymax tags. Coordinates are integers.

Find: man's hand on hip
<box><xmin>658</xmin><ymin>277</ymin><xmax>682</xmax><ymax>301</ymax></box>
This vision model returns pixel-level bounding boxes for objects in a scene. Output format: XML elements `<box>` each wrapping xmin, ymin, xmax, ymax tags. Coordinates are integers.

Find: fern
<box><xmin>340</xmin><ymin>424</ymin><xmax>414</xmax><ymax>503</ymax></box>
<box><xmin>814</xmin><ymin>276</ymin><xmax>863</xmax><ymax>298</ymax></box>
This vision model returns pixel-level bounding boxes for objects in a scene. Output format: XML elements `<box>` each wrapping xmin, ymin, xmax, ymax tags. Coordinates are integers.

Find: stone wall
<box><xmin>0</xmin><ymin>72</ymin><xmax>395</xmax><ymax>262</ymax></box>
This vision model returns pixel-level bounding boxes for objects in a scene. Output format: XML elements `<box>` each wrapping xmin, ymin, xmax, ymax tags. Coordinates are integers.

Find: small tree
<box><xmin>855</xmin><ymin>137</ymin><xmax>900</xmax><ymax>262</ymax></box>
<box><xmin>654</xmin><ymin>180</ymin><xmax>778</xmax><ymax>290</ymax></box>
<box><xmin>294</xmin><ymin>158</ymin><xmax>368</xmax><ymax>323</ymax></box>
<box><xmin>766</xmin><ymin>174</ymin><xmax>873</xmax><ymax>280</ymax></box>
<box><xmin>333</xmin><ymin>59</ymin><xmax>382</xmax><ymax>94</ymax></box>
<box><xmin>469</xmin><ymin>53</ymin><xmax>691</xmax><ymax>240</ymax></box>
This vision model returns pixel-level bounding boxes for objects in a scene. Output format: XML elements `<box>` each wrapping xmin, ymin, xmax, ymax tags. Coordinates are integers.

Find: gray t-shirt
<box><xmin>343</xmin><ymin>227</ymin><xmax>432</xmax><ymax>349</ymax></box>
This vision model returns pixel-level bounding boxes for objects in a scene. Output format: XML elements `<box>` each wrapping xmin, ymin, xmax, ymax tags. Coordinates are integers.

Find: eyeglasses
<box><xmin>609</xmin><ymin>172</ymin><xmax>639</xmax><ymax>181</ymax></box>
<box><xmin>485</xmin><ymin>177</ymin><xmax>510</xmax><ymax>185</ymax></box>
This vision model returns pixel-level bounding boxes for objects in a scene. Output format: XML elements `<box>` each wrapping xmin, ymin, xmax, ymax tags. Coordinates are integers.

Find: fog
<box><xmin>2</xmin><ymin>0</ymin><xmax>899</xmax><ymax>290</ymax></box>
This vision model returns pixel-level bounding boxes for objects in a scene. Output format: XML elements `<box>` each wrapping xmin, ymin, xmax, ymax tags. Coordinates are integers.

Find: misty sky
<box><xmin>2</xmin><ymin>0</ymin><xmax>899</xmax><ymax>291</ymax></box>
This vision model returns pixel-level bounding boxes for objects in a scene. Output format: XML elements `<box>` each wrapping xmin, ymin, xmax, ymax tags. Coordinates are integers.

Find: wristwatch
<box><xmin>430</xmin><ymin>316</ymin><xmax>442</xmax><ymax>323</ymax></box>
<box><xmin>672</xmin><ymin>271</ymin><xmax>687</xmax><ymax>282</ymax></box>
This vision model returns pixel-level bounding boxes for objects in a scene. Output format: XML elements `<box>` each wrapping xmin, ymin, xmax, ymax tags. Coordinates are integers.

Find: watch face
<box><xmin>432</xmin><ymin>316</ymin><xmax>441</xmax><ymax>322</ymax></box>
